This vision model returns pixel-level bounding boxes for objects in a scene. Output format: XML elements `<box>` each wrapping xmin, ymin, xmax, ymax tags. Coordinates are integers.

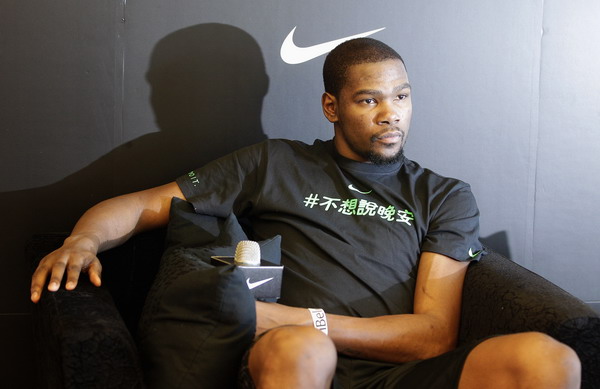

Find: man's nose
<box><xmin>376</xmin><ymin>102</ymin><xmax>401</xmax><ymax>125</ymax></box>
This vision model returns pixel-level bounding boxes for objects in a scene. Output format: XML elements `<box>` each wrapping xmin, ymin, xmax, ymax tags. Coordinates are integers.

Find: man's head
<box><xmin>322</xmin><ymin>38</ymin><xmax>412</xmax><ymax>165</ymax></box>
<box><xmin>323</xmin><ymin>38</ymin><xmax>406</xmax><ymax>98</ymax></box>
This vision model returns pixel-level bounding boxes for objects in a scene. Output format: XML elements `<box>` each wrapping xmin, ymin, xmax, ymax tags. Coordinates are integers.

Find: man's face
<box><xmin>322</xmin><ymin>59</ymin><xmax>412</xmax><ymax>164</ymax></box>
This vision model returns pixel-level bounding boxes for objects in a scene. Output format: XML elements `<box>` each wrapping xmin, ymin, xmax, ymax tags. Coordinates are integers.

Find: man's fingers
<box><xmin>47</xmin><ymin>261</ymin><xmax>67</xmax><ymax>292</ymax></box>
<box><xmin>63</xmin><ymin>253</ymin><xmax>102</xmax><ymax>290</ymax></box>
<box><xmin>65</xmin><ymin>262</ymin><xmax>83</xmax><ymax>290</ymax></box>
<box><xmin>30</xmin><ymin>245</ymin><xmax>102</xmax><ymax>303</ymax></box>
<box><xmin>31</xmin><ymin>261</ymin><xmax>51</xmax><ymax>302</ymax></box>
<box><xmin>30</xmin><ymin>264</ymin><xmax>50</xmax><ymax>303</ymax></box>
<box><xmin>87</xmin><ymin>258</ymin><xmax>103</xmax><ymax>287</ymax></box>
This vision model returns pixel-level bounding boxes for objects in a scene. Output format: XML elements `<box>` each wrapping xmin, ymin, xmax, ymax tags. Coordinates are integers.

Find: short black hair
<box><xmin>323</xmin><ymin>38</ymin><xmax>405</xmax><ymax>97</ymax></box>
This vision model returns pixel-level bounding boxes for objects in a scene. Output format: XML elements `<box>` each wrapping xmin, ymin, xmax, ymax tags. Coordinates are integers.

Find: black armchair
<box><xmin>31</xmin><ymin>230</ymin><xmax>600</xmax><ymax>389</ymax></box>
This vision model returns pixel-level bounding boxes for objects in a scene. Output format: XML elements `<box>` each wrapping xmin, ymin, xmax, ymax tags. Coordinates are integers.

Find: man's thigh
<box><xmin>333</xmin><ymin>339</ymin><xmax>487</xmax><ymax>389</ymax></box>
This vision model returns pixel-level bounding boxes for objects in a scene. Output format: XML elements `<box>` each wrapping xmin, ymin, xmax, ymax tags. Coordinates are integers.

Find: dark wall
<box><xmin>2</xmin><ymin>0</ymin><xmax>599</xmax><ymax>385</ymax></box>
<box><xmin>1</xmin><ymin>2</ymin><xmax>118</xmax><ymax>385</ymax></box>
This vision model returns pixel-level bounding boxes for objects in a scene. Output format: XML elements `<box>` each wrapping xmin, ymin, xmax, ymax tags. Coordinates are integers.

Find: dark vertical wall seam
<box><xmin>114</xmin><ymin>1</ymin><xmax>127</xmax><ymax>154</ymax></box>
<box><xmin>526</xmin><ymin>0</ymin><xmax>546</xmax><ymax>269</ymax></box>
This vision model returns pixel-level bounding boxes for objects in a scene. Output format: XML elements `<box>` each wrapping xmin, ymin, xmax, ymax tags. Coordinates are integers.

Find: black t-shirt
<box><xmin>177</xmin><ymin>139</ymin><xmax>483</xmax><ymax>317</ymax></box>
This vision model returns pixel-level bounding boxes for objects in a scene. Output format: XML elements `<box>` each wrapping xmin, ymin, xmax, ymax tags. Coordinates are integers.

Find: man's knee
<box><xmin>513</xmin><ymin>332</ymin><xmax>581</xmax><ymax>385</ymax></box>
<box><xmin>248</xmin><ymin>326</ymin><xmax>337</xmax><ymax>387</ymax></box>
<box><xmin>461</xmin><ymin>332</ymin><xmax>581</xmax><ymax>389</ymax></box>
<box><xmin>257</xmin><ymin>325</ymin><xmax>336</xmax><ymax>363</ymax></box>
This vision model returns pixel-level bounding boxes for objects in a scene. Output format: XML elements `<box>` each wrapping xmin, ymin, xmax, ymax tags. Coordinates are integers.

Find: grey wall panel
<box><xmin>0</xmin><ymin>0</ymin><xmax>121</xmax><ymax>383</ymax></box>
<box><xmin>0</xmin><ymin>1</ymin><xmax>121</xmax><ymax>311</ymax></box>
<box><xmin>1</xmin><ymin>0</ymin><xmax>121</xmax><ymax>191</ymax></box>
<box><xmin>534</xmin><ymin>0</ymin><xmax>600</xmax><ymax>300</ymax></box>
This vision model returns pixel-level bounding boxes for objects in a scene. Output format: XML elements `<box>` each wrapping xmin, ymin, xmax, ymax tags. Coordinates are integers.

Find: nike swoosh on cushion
<box><xmin>348</xmin><ymin>184</ymin><xmax>372</xmax><ymax>195</ymax></box>
<box><xmin>280</xmin><ymin>26</ymin><xmax>386</xmax><ymax>64</ymax></box>
<box><xmin>246</xmin><ymin>277</ymin><xmax>274</xmax><ymax>290</ymax></box>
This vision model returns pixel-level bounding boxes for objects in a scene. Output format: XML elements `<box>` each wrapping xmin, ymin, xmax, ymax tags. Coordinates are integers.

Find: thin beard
<box><xmin>368</xmin><ymin>148</ymin><xmax>404</xmax><ymax>165</ymax></box>
<box><xmin>367</xmin><ymin>130</ymin><xmax>404</xmax><ymax>165</ymax></box>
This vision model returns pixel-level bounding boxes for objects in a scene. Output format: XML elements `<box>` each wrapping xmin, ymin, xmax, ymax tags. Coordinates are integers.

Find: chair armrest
<box><xmin>459</xmin><ymin>249</ymin><xmax>600</xmax><ymax>389</ymax></box>
<box><xmin>30</xmin><ymin>233</ymin><xmax>145</xmax><ymax>388</ymax></box>
<box><xmin>34</xmin><ymin>279</ymin><xmax>144</xmax><ymax>389</ymax></box>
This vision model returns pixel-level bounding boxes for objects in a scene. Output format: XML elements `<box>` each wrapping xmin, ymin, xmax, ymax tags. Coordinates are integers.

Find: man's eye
<box><xmin>397</xmin><ymin>94</ymin><xmax>408</xmax><ymax>100</ymax></box>
<box><xmin>362</xmin><ymin>98</ymin><xmax>376</xmax><ymax>104</ymax></box>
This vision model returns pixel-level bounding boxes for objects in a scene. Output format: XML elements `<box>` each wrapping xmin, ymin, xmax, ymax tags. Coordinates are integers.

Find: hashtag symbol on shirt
<box><xmin>304</xmin><ymin>193</ymin><xmax>320</xmax><ymax>208</ymax></box>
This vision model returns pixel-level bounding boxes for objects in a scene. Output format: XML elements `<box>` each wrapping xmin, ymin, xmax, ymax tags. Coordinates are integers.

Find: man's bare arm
<box><xmin>30</xmin><ymin>181</ymin><xmax>185</xmax><ymax>303</ymax></box>
<box><xmin>255</xmin><ymin>251</ymin><xmax>469</xmax><ymax>363</ymax></box>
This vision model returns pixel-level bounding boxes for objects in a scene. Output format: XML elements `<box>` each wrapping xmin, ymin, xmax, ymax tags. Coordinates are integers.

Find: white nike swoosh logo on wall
<box><xmin>246</xmin><ymin>277</ymin><xmax>274</xmax><ymax>290</ymax></box>
<box><xmin>280</xmin><ymin>26</ymin><xmax>386</xmax><ymax>64</ymax></box>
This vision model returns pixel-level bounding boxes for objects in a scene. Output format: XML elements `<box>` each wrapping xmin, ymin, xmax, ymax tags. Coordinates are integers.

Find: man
<box><xmin>31</xmin><ymin>38</ymin><xmax>581</xmax><ymax>388</ymax></box>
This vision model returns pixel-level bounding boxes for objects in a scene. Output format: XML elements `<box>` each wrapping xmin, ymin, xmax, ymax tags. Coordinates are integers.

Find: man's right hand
<box><xmin>30</xmin><ymin>234</ymin><xmax>103</xmax><ymax>303</ymax></box>
<box><xmin>29</xmin><ymin>181</ymin><xmax>184</xmax><ymax>304</ymax></box>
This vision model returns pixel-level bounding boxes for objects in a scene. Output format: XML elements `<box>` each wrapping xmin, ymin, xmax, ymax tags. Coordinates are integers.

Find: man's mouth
<box><xmin>372</xmin><ymin>131</ymin><xmax>403</xmax><ymax>145</ymax></box>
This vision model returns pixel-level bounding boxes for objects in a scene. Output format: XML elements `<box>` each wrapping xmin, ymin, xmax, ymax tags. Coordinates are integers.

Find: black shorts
<box><xmin>239</xmin><ymin>337</ymin><xmax>488</xmax><ymax>389</ymax></box>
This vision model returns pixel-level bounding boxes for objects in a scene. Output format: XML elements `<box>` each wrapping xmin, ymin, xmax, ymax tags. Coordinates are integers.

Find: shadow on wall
<box><xmin>0</xmin><ymin>23</ymin><xmax>269</xmax><ymax>312</ymax></box>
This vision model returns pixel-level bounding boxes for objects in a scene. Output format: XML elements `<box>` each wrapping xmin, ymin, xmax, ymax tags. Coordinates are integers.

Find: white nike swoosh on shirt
<box><xmin>246</xmin><ymin>277</ymin><xmax>274</xmax><ymax>290</ymax></box>
<box><xmin>280</xmin><ymin>26</ymin><xmax>386</xmax><ymax>64</ymax></box>
<box><xmin>348</xmin><ymin>184</ymin><xmax>372</xmax><ymax>195</ymax></box>
<box><xmin>468</xmin><ymin>248</ymin><xmax>481</xmax><ymax>258</ymax></box>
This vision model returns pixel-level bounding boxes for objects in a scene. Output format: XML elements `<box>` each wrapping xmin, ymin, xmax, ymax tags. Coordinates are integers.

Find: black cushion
<box><xmin>137</xmin><ymin>198</ymin><xmax>280</xmax><ymax>389</ymax></box>
<box><xmin>138</xmin><ymin>252</ymin><xmax>255</xmax><ymax>389</ymax></box>
<box><xmin>162</xmin><ymin>197</ymin><xmax>281</xmax><ymax>263</ymax></box>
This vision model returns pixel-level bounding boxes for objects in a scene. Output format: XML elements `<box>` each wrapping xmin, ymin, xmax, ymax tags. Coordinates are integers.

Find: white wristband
<box><xmin>308</xmin><ymin>308</ymin><xmax>328</xmax><ymax>335</ymax></box>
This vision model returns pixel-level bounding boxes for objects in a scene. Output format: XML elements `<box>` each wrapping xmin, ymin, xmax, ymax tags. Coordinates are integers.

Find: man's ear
<box><xmin>321</xmin><ymin>92</ymin><xmax>338</xmax><ymax>123</ymax></box>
